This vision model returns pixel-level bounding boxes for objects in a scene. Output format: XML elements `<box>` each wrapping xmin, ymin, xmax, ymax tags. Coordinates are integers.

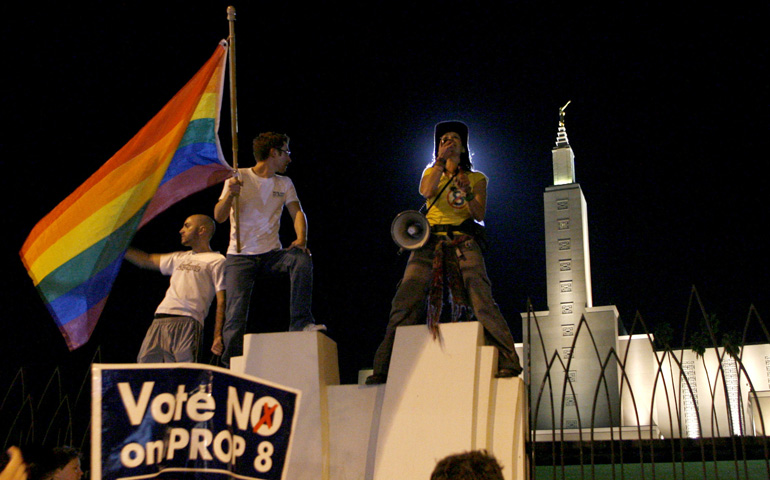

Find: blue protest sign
<box><xmin>92</xmin><ymin>364</ymin><xmax>301</xmax><ymax>480</ymax></box>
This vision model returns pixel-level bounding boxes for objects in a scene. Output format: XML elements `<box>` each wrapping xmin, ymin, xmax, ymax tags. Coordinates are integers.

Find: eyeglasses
<box><xmin>280</xmin><ymin>148</ymin><xmax>291</xmax><ymax>156</ymax></box>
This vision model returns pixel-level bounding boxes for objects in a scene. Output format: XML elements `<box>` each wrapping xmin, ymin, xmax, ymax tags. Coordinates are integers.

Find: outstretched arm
<box><xmin>124</xmin><ymin>247</ymin><xmax>162</xmax><ymax>270</ymax></box>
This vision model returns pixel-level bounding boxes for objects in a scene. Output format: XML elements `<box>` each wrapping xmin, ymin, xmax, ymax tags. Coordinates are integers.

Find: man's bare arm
<box><xmin>124</xmin><ymin>247</ymin><xmax>162</xmax><ymax>270</ymax></box>
<box><xmin>211</xmin><ymin>290</ymin><xmax>226</xmax><ymax>355</ymax></box>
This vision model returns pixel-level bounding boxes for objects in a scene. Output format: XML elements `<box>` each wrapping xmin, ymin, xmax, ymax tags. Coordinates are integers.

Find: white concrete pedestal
<box><xmin>230</xmin><ymin>322</ymin><xmax>528</xmax><ymax>480</ymax></box>
<box><xmin>231</xmin><ymin>332</ymin><xmax>339</xmax><ymax>480</ymax></box>
<box><xmin>372</xmin><ymin>322</ymin><xmax>527</xmax><ymax>480</ymax></box>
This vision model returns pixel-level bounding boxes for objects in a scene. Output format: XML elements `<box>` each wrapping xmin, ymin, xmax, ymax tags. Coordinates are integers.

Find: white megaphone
<box><xmin>391</xmin><ymin>210</ymin><xmax>431</xmax><ymax>250</ymax></box>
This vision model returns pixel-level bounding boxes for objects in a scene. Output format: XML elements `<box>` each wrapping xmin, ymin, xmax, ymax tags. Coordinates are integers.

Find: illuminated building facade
<box><xmin>521</xmin><ymin>106</ymin><xmax>770</xmax><ymax>439</ymax></box>
<box><xmin>522</xmin><ymin>104</ymin><xmax>621</xmax><ymax>431</ymax></box>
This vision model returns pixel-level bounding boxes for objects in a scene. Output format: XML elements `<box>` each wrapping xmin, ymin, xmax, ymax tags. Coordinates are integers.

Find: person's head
<box><xmin>253</xmin><ymin>132</ymin><xmax>292</xmax><ymax>174</ymax></box>
<box><xmin>434</xmin><ymin>120</ymin><xmax>473</xmax><ymax>171</ymax></box>
<box><xmin>253</xmin><ymin>132</ymin><xmax>290</xmax><ymax>161</ymax></box>
<box><xmin>32</xmin><ymin>447</ymin><xmax>81</xmax><ymax>480</ymax></box>
<box><xmin>179</xmin><ymin>214</ymin><xmax>216</xmax><ymax>248</ymax></box>
<box><xmin>430</xmin><ymin>450</ymin><xmax>504</xmax><ymax>480</ymax></box>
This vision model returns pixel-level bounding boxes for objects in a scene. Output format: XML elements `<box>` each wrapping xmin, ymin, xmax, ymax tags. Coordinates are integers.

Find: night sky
<box><xmin>2</xmin><ymin>2</ymin><xmax>767</xmax><ymax>384</ymax></box>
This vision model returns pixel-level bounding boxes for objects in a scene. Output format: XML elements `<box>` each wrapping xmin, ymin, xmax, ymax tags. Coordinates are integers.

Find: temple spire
<box><xmin>552</xmin><ymin>101</ymin><xmax>576</xmax><ymax>185</ymax></box>
<box><xmin>556</xmin><ymin>100</ymin><xmax>571</xmax><ymax>148</ymax></box>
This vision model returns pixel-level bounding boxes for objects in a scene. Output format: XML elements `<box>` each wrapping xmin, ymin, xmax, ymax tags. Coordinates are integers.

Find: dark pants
<box><xmin>372</xmin><ymin>238</ymin><xmax>521</xmax><ymax>376</ymax></box>
<box><xmin>221</xmin><ymin>249</ymin><xmax>315</xmax><ymax>365</ymax></box>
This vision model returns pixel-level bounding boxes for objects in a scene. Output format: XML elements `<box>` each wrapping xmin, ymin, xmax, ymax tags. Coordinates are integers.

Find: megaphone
<box><xmin>391</xmin><ymin>210</ymin><xmax>430</xmax><ymax>250</ymax></box>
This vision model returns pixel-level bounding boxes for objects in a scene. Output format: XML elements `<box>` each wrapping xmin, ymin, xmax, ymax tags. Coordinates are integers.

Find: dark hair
<box><xmin>252</xmin><ymin>132</ymin><xmax>290</xmax><ymax>162</ymax></box>
<box><xmin>454</xmin><ymin>146</ymin><xmax>474</xmax><ymax>172</ymax></box>
<box><xmin>29</xmin><ymin>446</ymin><xmax>80</xmax><ymax>480</ymax></box>
<box><xmin>51</xmin><ymin>446</ymin><xmax>80</xmax><ymax>469</ymax></box>
<box><xmin>430</xmin><ymin>450</ymin><xmax>504</xmax><ymax>480</ymax></box>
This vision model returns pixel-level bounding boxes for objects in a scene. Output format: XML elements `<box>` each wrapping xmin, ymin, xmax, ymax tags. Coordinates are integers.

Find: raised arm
<box><xmin>214</xmin><ymin>177</ymin><xmax>241</xmax><ymax>223</ymax></box>
<box><xmin>420</xmin><ymin>165</ymin><xmax>446</xmax><ymax>198</ymax></box>
<box><xmin>420</xmin><ymin>141</ymin><xmax>456</xmax><ymax>197</ymax></box>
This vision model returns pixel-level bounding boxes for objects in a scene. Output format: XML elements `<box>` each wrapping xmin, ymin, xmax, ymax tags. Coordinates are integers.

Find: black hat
<box><xmin>434</xmin><ymin>120</ymin><xmax>469</xmax><ymax>158</ymax></box>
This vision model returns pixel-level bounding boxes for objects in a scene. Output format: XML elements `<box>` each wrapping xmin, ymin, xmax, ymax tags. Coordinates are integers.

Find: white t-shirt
<box><xmin>155</xmin><ymin>251</ymin><xmax>226</xmax><ymax>324</ymax></box>
<box><xmin>219</xmin><ymin>168</ymin><xmax>300</xmax><ymax>255</ymax></box>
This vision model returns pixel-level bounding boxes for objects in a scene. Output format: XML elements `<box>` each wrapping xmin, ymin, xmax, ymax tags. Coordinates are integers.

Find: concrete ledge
<box><xmin>231</xmin><ymin>323</ymin><xmax>529</xmax><ymax>479</ymax></box>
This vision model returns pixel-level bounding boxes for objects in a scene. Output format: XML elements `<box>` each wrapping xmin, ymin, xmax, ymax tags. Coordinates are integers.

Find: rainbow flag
<box><xmin>20</xmin><ymin>42</ymin><xmax>232</xmax><ymax>350</ymax></box>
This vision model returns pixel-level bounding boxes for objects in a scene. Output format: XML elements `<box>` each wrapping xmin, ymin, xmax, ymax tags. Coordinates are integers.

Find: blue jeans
<box><xmin>221</xmin><ymin>249</ymin><xmax>315</xmax><ymax>365</ymax></box>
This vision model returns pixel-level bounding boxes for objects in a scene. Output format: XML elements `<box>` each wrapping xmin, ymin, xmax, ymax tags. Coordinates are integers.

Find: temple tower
<box><xmin>523</xmin><ymin>103</ymin><xmax>621</xmax><ymax>431</ymax></box>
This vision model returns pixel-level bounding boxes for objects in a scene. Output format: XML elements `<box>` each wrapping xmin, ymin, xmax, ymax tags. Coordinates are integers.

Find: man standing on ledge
<box><xmin>125</xmin><ymin>214</ymin><xmax>226</xmax><ymax>363</ymax></box>
<box><xmin>367</xmin><ymin>121</ymin><xmax>522</xmax><ymax>384</ymax></box>
<box><xmin>215</xmin><ymin>132</ymin><xmax>325</xmax><ymax>366</ymax></box>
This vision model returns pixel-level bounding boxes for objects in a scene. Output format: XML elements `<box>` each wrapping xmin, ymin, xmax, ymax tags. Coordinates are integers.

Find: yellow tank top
<box><xmin>423</xmin><ymin>167</ymin><xmax>487</xmax><ymax>226</ymax></box>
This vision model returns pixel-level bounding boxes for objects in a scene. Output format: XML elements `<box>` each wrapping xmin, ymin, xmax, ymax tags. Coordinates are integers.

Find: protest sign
<box><xmin>92</xmin><ymin>364</ymin><xmax>300</xmax><ymax>480</ymax></box>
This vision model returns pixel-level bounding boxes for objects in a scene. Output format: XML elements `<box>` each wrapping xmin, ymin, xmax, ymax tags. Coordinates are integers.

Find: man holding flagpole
<box><xmin>125</xmin><ymin>214</ymin><xmax>226</xmax><ymax>363</ymax></box>
<box><xmin>215</xmin><ymin>132</ymin><xmax>325</xmax><ymax>366</ymax></box>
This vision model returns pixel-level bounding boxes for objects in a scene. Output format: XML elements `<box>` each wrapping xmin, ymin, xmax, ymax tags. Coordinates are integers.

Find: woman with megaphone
<box><xmin>366</xmin><ymin>121</ymin><xmax>522</xmax><ymax>385</ymax></box>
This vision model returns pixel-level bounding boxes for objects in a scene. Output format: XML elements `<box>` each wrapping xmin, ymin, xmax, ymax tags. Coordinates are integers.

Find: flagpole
<box><xmin>227</xmin><ymin>5</ymin><xmax>241</xmax><ymax>252</ymax></box>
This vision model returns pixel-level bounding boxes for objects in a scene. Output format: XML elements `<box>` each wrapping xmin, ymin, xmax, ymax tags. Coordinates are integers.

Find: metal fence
<box><xmin>526</xmin><ymin>288</ymin><xmax>770</xmax><ymax>479</ymax></box>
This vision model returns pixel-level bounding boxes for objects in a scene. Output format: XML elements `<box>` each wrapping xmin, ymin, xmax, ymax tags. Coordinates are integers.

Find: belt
<box><xmin>430</xmin><ymin>224</ymin><xmax>465</xmax><ymax>234</ymax></box>
<box><xmin>154</xmin><ymin>313</ymin><xmax>191</xmax><ymax>319</ymax></box>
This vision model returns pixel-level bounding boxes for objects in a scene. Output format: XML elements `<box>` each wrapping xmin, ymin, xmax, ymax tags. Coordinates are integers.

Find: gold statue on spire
<box><xmin>559</xmin><ymin>100</ymin><xmax>571</xmax><ymax>127</ymax></box>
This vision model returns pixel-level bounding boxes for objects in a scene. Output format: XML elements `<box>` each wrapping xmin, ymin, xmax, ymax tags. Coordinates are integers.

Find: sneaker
<box><xmin>303</xmin><ymin>323</ymin><xmax>327</xmax><ymax>332</ymax></box>
<box><xmin>365</xmin><ymin>374</ymin><xmax>387</xmax><ymax>385</ymax></box>
<box><xmin>495</xmin><ymin>368</ymin><xmax>521</xmax><ymax>378</ymax></box>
